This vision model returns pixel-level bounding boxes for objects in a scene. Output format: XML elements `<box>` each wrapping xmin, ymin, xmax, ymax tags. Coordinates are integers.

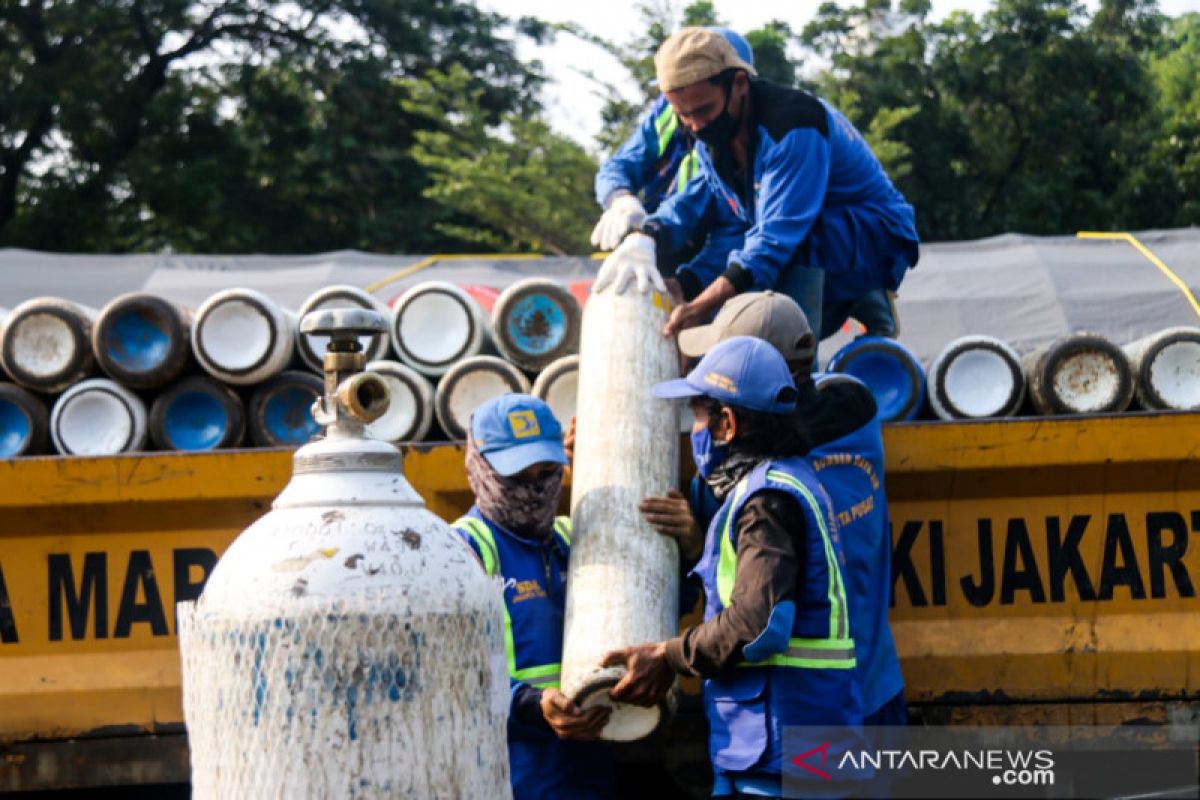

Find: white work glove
<box><xmin>590</xmin><ymin>194</ymin><xmax>647</xmax><ymax>251</ymax></box>
<box><xmin>592</xmin><ymin>233</ymin><xmax>666</xmax><ymax>296</ymax></box>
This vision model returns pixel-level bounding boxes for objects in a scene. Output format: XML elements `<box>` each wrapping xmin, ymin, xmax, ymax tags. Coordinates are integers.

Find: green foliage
<box><xmin>0</xmin><ymin>0</ymin><xmax>545</xmax><ymax>253</ymax></box>
<box><xmin>746</xmin><ymin>21</ymin><xmax>801</xmax><ymax>86</ymax></box>
<box><xmin>402</xmin><ymin>67</ymin><xmax>597</xmax><ymax>255</ymax></box>
<box><xmin>801</xmin><ymin>0</ymin><xmax>1198</xmax><ymax>241</ymax></box>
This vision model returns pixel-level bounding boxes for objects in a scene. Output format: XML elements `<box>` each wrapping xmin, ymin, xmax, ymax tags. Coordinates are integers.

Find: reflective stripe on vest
<box><xmin>453</xmin><ymin>515</ymin><xmax>568</xmax><ymax>687</ymax></box>
<box><xmin>675</xmin><ymin>149</ymin><xmax>700</xmax><ymax>192</ymax></box>
<box><xmin>654</xmin><ymin>104</ymin><xmax>679</xmax><ymax>157</ymax></box>
<box><xmin>714</xmin><ymin>473</ymin><xmax>855</xmax><ymax>670</ymax></box>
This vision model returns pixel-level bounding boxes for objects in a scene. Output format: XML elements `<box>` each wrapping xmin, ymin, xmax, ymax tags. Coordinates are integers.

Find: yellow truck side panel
<box><xmin>0</xmin><ymin>414</ymin><xmax>1198</xmax><ymax>748</ymax></box>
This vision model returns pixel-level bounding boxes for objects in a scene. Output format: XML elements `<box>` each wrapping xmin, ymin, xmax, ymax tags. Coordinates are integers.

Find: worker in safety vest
<box><xmin>451</xmin><ymin>394</ymin><xmax>615</xmax><ymax>800</ymax></box>
<box><xmin>594</xmin><ymin>27</ymin><xmax>918</xmax><ymax>353</ymax></box>
<box><xmin>605</xmin><ymin>336</ymin><xmax>865</xmax><ymax>797</ymax></box>
<box><xmin>641</xmin><ymin>291</ymin><xmax>907</xmax><ymax>737</ymax></box>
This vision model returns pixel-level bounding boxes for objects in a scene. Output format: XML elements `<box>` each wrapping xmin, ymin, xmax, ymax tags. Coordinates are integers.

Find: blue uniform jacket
<box><xmin>455</xmin><ymin>508</ymin><xmax>615</xmax><ymax>800</ymax></box>
<box><xmin>594</xmin><ymin>96</ymin><xmax>687</xmax><ymax>213</ymax></box>
<box><xmin>646</xmin><ymin>80</ymin><xmax>920</xmax><ymax>304</ymax></box>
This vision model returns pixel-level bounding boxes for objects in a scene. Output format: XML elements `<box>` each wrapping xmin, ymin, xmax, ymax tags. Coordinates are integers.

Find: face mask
<box><xmin>695</xmin><ymin>85</ymin><xmax>739</xmax><ymax>148</ymax></box>
<box><xmin>690</xmin><ymin>425</ymin><xmax>730</xmax><ymax>479</ymax></box>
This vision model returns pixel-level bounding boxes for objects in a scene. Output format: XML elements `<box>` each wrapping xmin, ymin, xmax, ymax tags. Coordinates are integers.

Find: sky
<box><xmin>478</xmin><ymin>0</ymin><xmax>1200</xmax><ymax>149</ymax></box>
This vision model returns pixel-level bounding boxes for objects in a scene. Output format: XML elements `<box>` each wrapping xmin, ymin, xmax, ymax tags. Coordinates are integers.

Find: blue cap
<box><xmin>470</xmin><ymin>393</ymin><xmax>567</xmax><ymax>476</ymax></box>
<box><xmin>653</xmin><ymin>335</ymin><xmax>797</xmax><ymax>414</ymax></box>
<box><xmin>708</xmin><ymin>26</ymin><xmax>755</xmax><ymax>67</ymax></box>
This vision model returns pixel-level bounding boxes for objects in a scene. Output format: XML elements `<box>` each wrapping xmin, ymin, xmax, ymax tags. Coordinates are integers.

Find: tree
<box><xmin>0</xmin><ymin>0</ymin><xmax>548</xmax><ymax>252</ymax></box>
<box><xmin>402</xmin><ymin>67</ymin><xmax>597</xmax><ymax>255</ymax></box>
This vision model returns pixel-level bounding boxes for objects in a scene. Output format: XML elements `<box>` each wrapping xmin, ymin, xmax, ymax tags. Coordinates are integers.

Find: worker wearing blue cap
<box><xmin>452</xmin><ymin>394</ymin><xmax>615</xmax><ymax>800</ymax></box>
<box><xmin>601</xmin><ymin>336</ymin><xmax>865</xmax><ymax>798</ymax></box>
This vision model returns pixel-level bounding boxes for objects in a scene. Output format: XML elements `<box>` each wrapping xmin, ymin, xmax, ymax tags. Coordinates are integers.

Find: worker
<box><xmin>603</xmin><ymin>335</ymin><xmax>864</xmax><ymax>797</ymax></box>
<box><xmin>591</xmin><ymin>27</ymin><xmax>754</xmax><ymax>296</ymax></box>
<box><xmin>593</xmin><ymin>26</ymin><xmax>919</xmax><ymax>350</ymax></box>
<box><xmin>642</xmin><ymin>291</ymin><xmax>907</xmax><ymax>733</ymax></box>
<box><xmin>451</xmin><ymin>394</ymin><xmax>615</xmax><ymax>800</ymax></box>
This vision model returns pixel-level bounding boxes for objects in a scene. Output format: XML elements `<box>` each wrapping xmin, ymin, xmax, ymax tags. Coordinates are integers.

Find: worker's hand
<box><xmin>662</xmin><ymin>299</ymin><xmax>711</xmax><ymax>337</ymax></box>
<box><xmin>639</xmin><ymin>489</ymin><xmax>703</xmax><ymax>561</ymax></box>
<box><xmin>662</xmin><ymin>276</ymin><xmax>736</xmax><ymax>337</ymax></box>
<box><xmin>539</xmin><ymin>687</ymin><xmax>611</xmax><ymax>740</ymax></box>
<box><xmin>593</xmin><ymin>233</ymin><xmax>666</xmax><ymax>296</ymax></box>
<box><xmin>563</xmin><ymin>416</ymin><xmax>576</xmax><ymax>464</ymax></box>
<box><xmin>590</xmin><ymin>194</ymin><xmax>647</xmax><ymax>251</ymax></box>
<box><xmin>601</xmin><ymin>641</ymin><xmax>675</xmax><ymax>708</ymax></box>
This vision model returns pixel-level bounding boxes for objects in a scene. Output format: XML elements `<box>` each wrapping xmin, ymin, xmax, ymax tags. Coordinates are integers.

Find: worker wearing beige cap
<box><xmin>594</xmin><ymin>26</ymin><xmax>919</xmax><ymax>355</ymax></box>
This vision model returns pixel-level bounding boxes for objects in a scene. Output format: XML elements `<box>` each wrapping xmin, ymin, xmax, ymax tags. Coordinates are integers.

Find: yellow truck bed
<box><xmin>2</xmin><ymin>413</ymin><xmax>1199</xmax><ymax>790</ymax></box>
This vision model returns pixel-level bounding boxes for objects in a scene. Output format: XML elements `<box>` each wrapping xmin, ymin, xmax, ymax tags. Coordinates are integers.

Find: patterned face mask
<box><xmin>465</xmin><ymin>435</ymin><xmax>563</xmax><ymax>539</ymax></box>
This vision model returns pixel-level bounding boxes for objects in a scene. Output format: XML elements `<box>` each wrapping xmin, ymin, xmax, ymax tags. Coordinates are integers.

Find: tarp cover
<box><xmin>2</xmin><ymin>227</ymin><xmax>1198</xmax><ymax>364</ymax></box>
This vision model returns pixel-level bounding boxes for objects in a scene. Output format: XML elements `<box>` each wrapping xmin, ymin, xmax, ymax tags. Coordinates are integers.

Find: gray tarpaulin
<box><xmin>1</xmin><ymin>227</ymin><xmax>1197</xmax><ymax>364</ymax></box>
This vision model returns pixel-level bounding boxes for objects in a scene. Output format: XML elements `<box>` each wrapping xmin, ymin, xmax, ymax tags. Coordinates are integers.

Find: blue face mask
<box><xmin>690</xmin><ymin>426</ymin><xmax>730</xmax><ymax>479</ymax></box>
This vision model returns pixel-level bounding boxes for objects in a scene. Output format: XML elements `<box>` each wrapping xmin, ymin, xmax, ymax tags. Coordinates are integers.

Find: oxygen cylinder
<box><xmin>247</xmin><ymin>370</ymin><xmax>324</xmax><ymax>447</ymax></box>
<box><xmin>0</xmin><ymin>382</ymin><xmax>49</xmax><ymax>457</ymax></box>
<box><xmin>178</xmin><ymin>309</ymin><xmax>511</xmax><ymax>799</ymax></box>
<box><xmin>927</xmin><ymin>335</ymin><xmax>1026</xmax><ymax>420</ymax></box>
<box><xmin>192</xmin><ymin>288</ymin><xmax>296</xmax><ymax>385</ymax></box>
<box><xmin>561</xmin><ymin>281</ymin><xmax>680</xmax><ymax>741</ymax></box>
<box><xmin>1024</xmin><ymin>332</ymin><xmax>1134</xmax><ymax>416</ymax></box>
<box><xmin>531</xmin><ymin>354</ymin><xmax>579</xmax><ymax>429</ymax></box>
<box><xmin>92</xmin><ymin>293</ymin><xmax>194</xmax><ymax>390</ymax></box>
<box><xmin>491</xmin><ymin>279</ymin><xmax>582</xmax><ymax>372</ymax></box>
<box><xmin>390</xmin><ymin>282</ymin><xmax>490</xmax><ymax>377</ymax></box>
<box><xmin>295</xmin><ymin>285</ymin><xmax>393</xmax><ymax>372</ymax></box>
<box><xmin>826</xmin><ymin>336</ymin><xmax>926</xmax><ymax>422</ymax></box>
<box><xmin>434</xmin><ymin>355</ymin><xmax>531</xmax><ymax>440</ymax></box>
<box><xmin>364</xmin><ymin>360</ymin><xmax>436</xmax><ymax>443</ymax></box>
<box><xmin>50</xmin><ymin>377</ymin><xmax>148</xmax><ymax>455</ymax></box>
<box><xmin>149</xmin><ymin>375</ymin><xmax>246</xmax><ymax>452</ymax></box>
<box><xmin>1123</xmin><ymin>327</ymin><xmax>1200</xmax><ymax>411</ymax></box>
<box><xmin>0</xmin><ymin>297</ymin><xmax>97</xmax><ymax>393</ymax></box>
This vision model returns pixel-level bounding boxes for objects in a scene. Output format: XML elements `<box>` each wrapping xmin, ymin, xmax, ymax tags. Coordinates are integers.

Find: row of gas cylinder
<box><xmin>825</xmin><ymin>328</ymin><xmax>1200</xmax><ymax>422</ymax></box>
<box><xmin>3</xmin><ymin>278</ymin><xmax>1198</xmax><ymax>458</ymax></box>
<box><xmin>0</xmin><ymin>279</ymin><xmax>586</xmax><ymax>457</ymax></box>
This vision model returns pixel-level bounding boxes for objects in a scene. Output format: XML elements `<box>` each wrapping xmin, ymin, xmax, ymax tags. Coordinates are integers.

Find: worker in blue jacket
<box><xmin>591</xmin><ymin>27</ymin><xmax>754</xmax><ymax>297</ymax></box>
<box><xmin>451</xmin><ymin>394</ymin><xmax>615</xmax><ymax>800</ymax></box>
<box><xmin>593</xmin><ymin>27</ymin><xmax>919</xmax><ymax>350</ymax></box>
<box><xmin>605</xmin><ymin>336</ymin><xmax>865</xmax><ymax>797</ymax></box>
<box><xmin>644</xmin><ymin>291</ymin><xmax>907</xmax><ymax>732</ymax></box>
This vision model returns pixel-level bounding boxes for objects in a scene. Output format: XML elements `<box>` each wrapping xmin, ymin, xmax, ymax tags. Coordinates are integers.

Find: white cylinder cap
<box><xmin>51</xmin><ymin>378</ymin><xmax>148</xmax><ymax>455</ymax></box>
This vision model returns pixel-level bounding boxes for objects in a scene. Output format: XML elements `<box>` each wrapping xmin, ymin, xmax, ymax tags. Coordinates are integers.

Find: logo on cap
<box><xmin>508</xmin><ymin>410</ymin><xmax>540</xmax><ymax>439</ymax></box>
<box><xmin>705</xmin><ymin>371</ymin><xmax>738</xmax><ymax>393</ymax></box>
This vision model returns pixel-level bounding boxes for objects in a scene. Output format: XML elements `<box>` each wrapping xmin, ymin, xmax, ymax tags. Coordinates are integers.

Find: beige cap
<box><xmin>655</xmin><ymin>27</ymin><xmax>756</xmax><ymax>93</ymax></box>
<box><xmin>678</xmin><ymin>291</ymin><xmax>815</xmax><ymax>365</ymax></box>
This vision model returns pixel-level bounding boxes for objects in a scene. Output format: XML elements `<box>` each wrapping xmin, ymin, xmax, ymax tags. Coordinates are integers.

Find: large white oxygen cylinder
<box><xmin>0</xmin><ymin>297</ymin><xmax>97</xmax><ymax>393</ymax></box>
<box><xmin>178</xmin><ymin>309</ymin><xmax>511</xmax><ymax>799</ymax></box>
<box><xmin>927</xmin><ymin>334</ymin><xmax>1026</xmax><ymax>420</ymax></box>
<box><xmin>1024</xmin><ymin>332</ymin><xmax>1135</xmax><ymax>416</ymax></box>
<box><xmin>561</xmin><ymin>280</ymin><xmax>680</xmax><ymax>741</ymax></box>
<box><xmin>1123</xmin><ymin>327</ymin><xmax>1200</xmax><ymax>411</ymax></box>
<box><xmin>192</xmin><ymin>288</ymin><xmax>296</xmax><ymax>385</ymax></box>
<box><xmin>296</xmin><ymin>285</ymin><xmax>393</xmax><ymax>372</ymax></box>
